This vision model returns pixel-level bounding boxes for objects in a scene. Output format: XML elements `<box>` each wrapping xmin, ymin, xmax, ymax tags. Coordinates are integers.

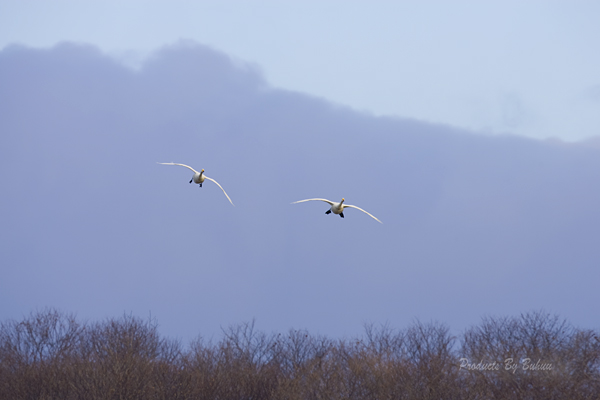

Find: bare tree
<box><xmin>0</xmin><ymin>308</ymin><xmax>83</xmax><ymax>399</ymax></box>
<box><xmin>1</xmin><ymin>308</ymin><xmax>598</xmax><ymax>399</ymax></box>
<box><xmin>461</xmin><ymin>310</ymin><xmax>600</xmax><ymax>399</ymax></box>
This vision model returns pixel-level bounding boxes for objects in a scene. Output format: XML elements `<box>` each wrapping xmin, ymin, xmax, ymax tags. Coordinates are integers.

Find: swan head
<box><xmin>201</xmin><ymin>169</ymin><xmax>205</xmax><ymax>174</ymax></box>
<box><xmin>341</xmin><ymin>198</ymin><xmax>345</xmax><ymax>204</ymax></box>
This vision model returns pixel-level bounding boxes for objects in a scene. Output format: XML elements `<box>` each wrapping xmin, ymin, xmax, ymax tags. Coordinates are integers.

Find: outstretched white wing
<box><xmin>204</xmin><ymin>176</ymin><xmax>235</xmax><ymax>206</ymax></box>
<box><xmin>344</xmin><ymin>204</ymin><xmax>382</xmax><ymax>224</ymax></box>
<box><xmin>292</xmin><ymin>198</ymin><xmax>335</xmax><ymax>206</ymax></box>
<box><xmin>157</xmin><ymin>162</ymin><xmax>199</xmax><ymax>174</ymax></box>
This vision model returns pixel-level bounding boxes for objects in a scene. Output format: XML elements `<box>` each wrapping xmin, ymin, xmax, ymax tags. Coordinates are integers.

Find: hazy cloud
<box><xmin>1</xmin><ymin>42</ymin><xmax>599</xmax><ymax>342</ymax></box>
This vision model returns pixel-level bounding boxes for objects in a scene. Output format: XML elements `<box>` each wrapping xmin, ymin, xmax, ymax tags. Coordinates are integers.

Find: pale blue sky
<box><xmin>2</xmin><ymin>0</ymin><xmax>599</xmax><ymax>141</ymax></box>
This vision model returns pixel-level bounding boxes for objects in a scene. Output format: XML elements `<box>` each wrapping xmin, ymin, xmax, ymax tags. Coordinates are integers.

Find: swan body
<box><xmin>292</xmin><ymin>198</ymin><xmax>382</xmax><ymax>223</ymax></box>
<box><xmin>158</xmin><ymin>162</ymin><xmax>234</xmax><ymax>206</ymax></box>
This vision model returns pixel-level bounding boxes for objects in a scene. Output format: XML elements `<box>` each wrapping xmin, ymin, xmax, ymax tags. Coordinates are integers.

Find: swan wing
<box><xmin>344</xmin><ymin>204</ymin><xmax>383</xmax><ymax>224</ymax></box>
<box><xmin>292</xmin><ymin>198</ymin><xmax>335</xmax><ymax>206</ymax></box>
<box><xmin>157</xmin><ymin>162</ymin><xmax>198</xmax><ymax>174</ymax></box>
<box><xmin>204</xmin><ymin>176</ymin><xmax>235</xmax><ymax>206</ymax></box>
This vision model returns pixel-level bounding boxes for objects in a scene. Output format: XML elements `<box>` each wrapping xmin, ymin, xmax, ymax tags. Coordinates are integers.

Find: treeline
<box><xmin>0</xmin><ymin>309</ymin><xmax>599</xmax><ymax>399</ymax></box>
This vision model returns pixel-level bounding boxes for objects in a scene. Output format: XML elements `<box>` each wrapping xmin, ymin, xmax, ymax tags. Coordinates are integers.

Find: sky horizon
<box><xmin>2</xmin><ymin>41</ymin><xmax>600</xmax><ymax>343</ymax></box>
<box><xmin>1</xmin><ymin>3</ymin><xmax>599</xmax><ymax>343</ymax></box>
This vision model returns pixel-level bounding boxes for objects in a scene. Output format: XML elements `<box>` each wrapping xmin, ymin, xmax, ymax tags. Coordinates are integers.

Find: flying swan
<box><xmin>158</xmin><ymin>162</ymin><xmax>234</xmax><ymax>206</ymax></box>
<box><xmin>292</xmin><ymin>198</ymin><xmax>382</xmax><ymax>223</ymax></box>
